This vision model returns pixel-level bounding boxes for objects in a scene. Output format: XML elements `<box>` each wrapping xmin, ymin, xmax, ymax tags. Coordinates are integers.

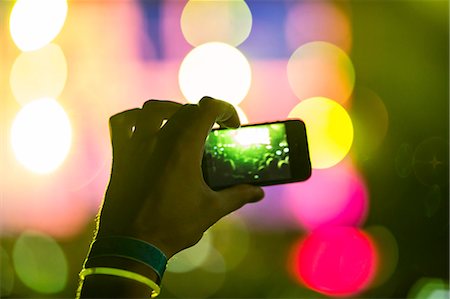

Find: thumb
<box><xmin>215</xmin><ymin>185</ymin><xmax>265</xmax><ymax>217</ymax></box>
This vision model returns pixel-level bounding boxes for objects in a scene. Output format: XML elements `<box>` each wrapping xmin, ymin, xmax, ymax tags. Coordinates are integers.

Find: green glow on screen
<box><xmin>12</xmin><ymin>231</ymin><xmax>68</xmax><ymax>294</ymax></box>
<box><xmin>204</xmin><ymin>123</ymin><xmax>290</xmax><ymax>187</ymax></box>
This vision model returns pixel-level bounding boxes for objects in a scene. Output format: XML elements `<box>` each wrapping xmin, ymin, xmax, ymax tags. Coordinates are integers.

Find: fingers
<box><xmin>132</xmin><ymin>100</ymin><xmax>182</xmax><ymax>144</ymax></box>
<box><xmin>198</xmin><ymin>97</ymin><xmax>240</xmax><ymax>130</ymax></box>
<box><xmin>214</xmin><ymin>185</ymin><xmax>264</xmax><ymax>218</ymax></box>
<box><xmin>109</xmin><ymin>108</ymin><xmax>140</xmax><ymax>156</ymax></box>
<box><xmin>160</xmin><ymin>97</ymin><xmax>240</xmax><ymax>161</ymax></box>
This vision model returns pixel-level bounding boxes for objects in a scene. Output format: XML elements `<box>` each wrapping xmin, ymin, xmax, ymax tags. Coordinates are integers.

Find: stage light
<box><xmin>289</xmin><ymin>97</ymin><xmax>353</xmax><ymax>169</ymax></box>
<box><xmin>9</xmin><ymin>0</ymin><xmax>68</xmax><ymax>51</ymax></box>
<box><xmin>289</xmin><ymin>227</ymin><xmax>378</xmax><ymax>297</ymax></box>
<box><xmin>287</xmin><ymin>41</ymin><xmax>355</xmax><ymax>105</ymax></box>
<box><xmin>10</xmin><ymin>44</ymin><xmax>67</xmax><ymax>106</ymax></box>
<box><xmin>179</xmin><ymin>42</ymin><xmax>251</xmax><ymax>105</ymax></box>
<box><xmin>12</xmin><ymin>231</ymin><xmax>68</xmax><ymax>294</ymax></box>
<box><xmin>181</xmin><ymin>0</ymin><xmax>252</xmax><ymax>47</ymax></box>
<box><xmin>11</xmin><ymin>98</ymin><xmax>72</xmax><ymax>174</ymax></box>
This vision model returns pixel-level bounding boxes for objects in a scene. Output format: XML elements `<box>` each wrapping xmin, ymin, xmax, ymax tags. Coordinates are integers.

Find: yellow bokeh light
<box><xmin>287</xmin><ymin>41</ymin><xmax>355</xmax><ymax>105</ymax></box>
<box><xmin>179</xmin><ymin>42</ymin><xmax>252</xmax><ymax>105</ymax></box>
<box><xmin>10</xmin><ymin>43</ymin><xmax>67</xmax><ymax>105</ymax></box>
<box><xmin>11</xmin><ymin>98</ymin><xmax>72</xmax><ymax>174</ymax></box>
<box><xmin>166</xmin><ymin>233</ymin><xmax>212</xmax><ymax>273</ymax></box>
<box><xmin>181</xmin><ymin>0</ymin><xmax>252</xmax><ymax>47</ymax></box>
<box><xmin>9</xmin><ymin>0</ymin><xmax>68</xmax><ymax>51</ymax></box>
<box><xmin>288</xmin><ymin>97</ymin><xmax>353</xmax><ymax>169</ymax></box>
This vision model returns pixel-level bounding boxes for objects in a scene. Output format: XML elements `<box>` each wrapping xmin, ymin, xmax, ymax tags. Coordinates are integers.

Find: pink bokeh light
<box><xmin>289</xmin><ymin>226</ymin><xmax>378</xmax><ymax>297</ymax></box>
<box><xmin>285</xmin><ymin>1</ymin><xmax>352</xmax><ymax>53</ymax></box>
<box><xmin>284</xmin><ymin>158</ymin><xmax>368</xmax><ymax>231</ymax></box>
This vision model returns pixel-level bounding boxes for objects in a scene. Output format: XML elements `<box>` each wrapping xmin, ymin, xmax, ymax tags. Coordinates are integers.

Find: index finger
<box><xmin>198</xmin><ymin>96</ymin><xmax>240</xmax><ymax>131</ymax></box>
<box><xmin>159</xmin><ymin>97</ymin><xmax>240</xmax><ymax>163</ymax></box>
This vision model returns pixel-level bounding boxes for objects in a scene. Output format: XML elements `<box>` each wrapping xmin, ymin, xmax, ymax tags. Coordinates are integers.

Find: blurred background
<box><xmin>0</xmin><ymin>0</ymin><xmax>448</xmax><ymax>298</ymax></box>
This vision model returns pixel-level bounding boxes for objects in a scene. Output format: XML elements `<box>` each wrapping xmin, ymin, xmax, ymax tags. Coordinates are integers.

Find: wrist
<box><xmin>96</xmin><ymin>228</ymin><xmax>178</xmax><ymax>260</ymax></box>
<box><xmin>85</xmin><ymin>236</ymin><xmax>168</xmax><ymax>282</ymax></box>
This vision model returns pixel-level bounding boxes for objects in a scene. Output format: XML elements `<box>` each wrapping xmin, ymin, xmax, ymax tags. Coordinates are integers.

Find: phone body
<box><xmin>202</xmin><ymin>119</ymin><xmax>311</xmax><ymax>190</ymax></box>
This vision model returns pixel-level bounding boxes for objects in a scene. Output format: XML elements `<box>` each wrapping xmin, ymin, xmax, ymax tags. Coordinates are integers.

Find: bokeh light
<box><xmin>288</xmin><ymin>97</ymin><xmax>354</xmax><ymax>169</ymax></box>
<box><xmin>200</xmin><ymin>248</ymin><xmax>227</xmax><ymax>274</ymax></box>
<box><xmin>289</xmin><ymin>227</ymin><xmax>378</xmax><ymax>297</ymax></box>
<box><xmin>166</xmin><ymin>232</ymin><xmax>212</xmax><ymax>273</ymax></box>
<box><xmin>179</xmin><ymin>42</ymin><xmax>252</xmax><ymax>105</ymax></box>
<box><xmin>10</xmin><ymin>43</ymin><xmax>68</xmax><ymax>106</ymax></box>
<box><xmin>1</xmin><ymin>169</ymin><xmax>92</xmax><ymax>237</ymax></box>
<box><xmin>10</xmin><ymin>98</ymin><xmax>72</xmax><ymax>174</ymax></box>
<box><xmin>350</xmin><ymin>87</ymin><xmax>389</xmax><ymax>161</ymax></box>
<box><xmin>365</xmin><ymin>226</ymin><xmax>399</xmax><ymax>288</ymax></box>
<box><xmin>240</xmin><ymin>60</ymin><xmax>300</xmax><ymax>123</ymax></box>
<box><xmin>408</xmin><ymin>278</ymin><xmax>449</xmax><ymax>299</ymax></box>
<box><xmin>9</xmin><ymin>0</ymin><xmax>68</xmax><ymax>51</ymax></box>
<box><xmin>284</xmin><ymin>159</ymin><xmax>368</xmax><ymax>231</ymax></box>
<box><xmin>235</xmin><ymin>105</ymin><xmax>249</xmax><ymax>125</ymax></box>
<box><xmin>285</xmin><ymin>1</ymin><xmax>352</xmax><ymax>53</ymax></box>
<box><xmin>181</xmin><ymin>0</ymin><xmax>252</xmax><ymax>47</ymax></box>
<box><xmin>413</xmin><ymin>137</ymin><xmax>448</xmax><ymax>187</ymax></box>
<box><xmin>239</xmin><ymin>184</ymin><xmax>299</xmax><ymax>230</ymax></box>
<box><xmin>0</xmin><ymin>247</ymin><xmax>15</xmax><ymax>297</ymax></box>
<box><xmin>287</xmin><ymin>41</ymin><xmax>355</xmax><ymax>105</ymax></box>
<box><xmin>209</xmin><ymin>216</ymin><xmax>250</xmax><ymax>271</ymax></box>
<box><xmin>12</xmin><ymin>231</ymin><xmax>68</xmax><ymax>294</ymax></box>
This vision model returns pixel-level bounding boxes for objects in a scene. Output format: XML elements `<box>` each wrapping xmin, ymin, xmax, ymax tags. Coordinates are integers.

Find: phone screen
<box><xmin>203</xmin><ymin>122</ymin><xmax>295</xmax><ymax>189</ymax></box>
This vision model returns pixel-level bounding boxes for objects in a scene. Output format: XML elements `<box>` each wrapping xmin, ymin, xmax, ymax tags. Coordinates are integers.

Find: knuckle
<box><xmin>142</xmin><ymin>99</ymin><xmax>161</xmax><ymax>110</ymax></box>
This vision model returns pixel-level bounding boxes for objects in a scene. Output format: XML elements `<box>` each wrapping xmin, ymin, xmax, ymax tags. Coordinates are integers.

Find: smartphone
<box><xmin>202</xmin><ymin>119</ymin><xmax>311</xmax><ymax>190</ymax></box>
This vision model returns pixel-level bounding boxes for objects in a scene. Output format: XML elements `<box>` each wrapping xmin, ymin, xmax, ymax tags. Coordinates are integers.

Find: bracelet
<box><xmin>86</xmin><ymin>236</ymin><xmax>168</xmax><ymax>281</ymax></box>
<box><xmin>80</xmin><ymin>267</ymin><xmax>161</xmax><ymax>298</ymax></box>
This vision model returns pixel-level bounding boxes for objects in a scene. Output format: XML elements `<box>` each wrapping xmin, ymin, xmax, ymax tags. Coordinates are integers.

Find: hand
<box><xmin>96</xmin><ymin>97</ymin><xmax>264</xmax><ymax>259</ymax></box>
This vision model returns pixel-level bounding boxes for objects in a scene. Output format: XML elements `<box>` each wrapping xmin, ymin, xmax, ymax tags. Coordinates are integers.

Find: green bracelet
<box><xmin>86</xmin><ymin>236</ymin><xmax>168</xmax><ymax>281</ymax></box>
<box><xmin>80</xmin><ymin>267</ymin><xmax>161</xmax><ymax>298</ymax></box>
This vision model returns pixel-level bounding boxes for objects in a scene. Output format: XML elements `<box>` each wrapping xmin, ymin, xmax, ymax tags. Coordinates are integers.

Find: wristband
<box><xmin>80</xmin><ymin>267</ymin><xmax>160</xmax><ymax>298</ymax></box>
<box><xmin>86</xmin><ymin>236</ymin><xmax>167</xmax><ymax>281</ymax></box>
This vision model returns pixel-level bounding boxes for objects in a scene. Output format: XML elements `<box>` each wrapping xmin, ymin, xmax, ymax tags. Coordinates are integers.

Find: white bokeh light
<box><xmin>179</xmin><ymin>42</ymin><xmax>252</xmax><ymax>105</ymax></box>
<box><xmin>181</xmin><ymin>0</ymin><xmax>252</xmax><ymax>47</ymax></box>
<box><xmin>9</xmin><ymin>0</ymin><xmax>68</xmax><ymax>51</ymax></box>
<box><xmin>11</xmin><ymin>98</ymin><xmax>72</xmax><ymax>174</ymax></box>
<box><xmin>10</xmin><ymin>44</ymin><xmax>68</xmax><ymax>105</ymax></box>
